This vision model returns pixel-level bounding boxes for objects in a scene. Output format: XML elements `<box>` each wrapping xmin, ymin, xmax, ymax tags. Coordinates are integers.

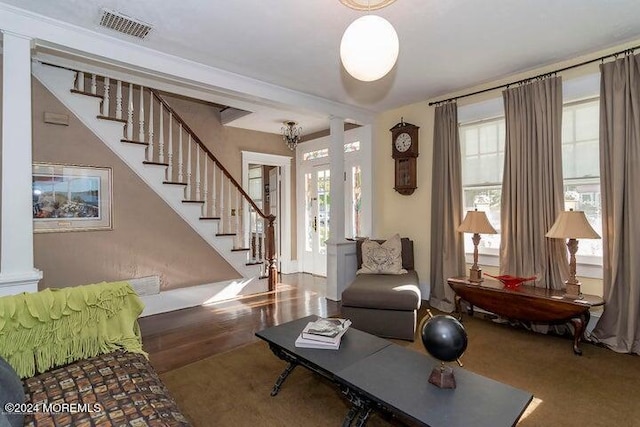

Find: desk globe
<box><xmin>420</xmin><ymin>310</ymin><xmax>468</xmax><ymax>388</ymax></box>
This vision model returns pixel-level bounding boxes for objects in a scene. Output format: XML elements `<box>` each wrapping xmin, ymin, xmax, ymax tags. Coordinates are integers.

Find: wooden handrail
<box><xmin>149</xmin><ymin>89</ymin><xmax>271</xmax><ymax>220</ymax></box>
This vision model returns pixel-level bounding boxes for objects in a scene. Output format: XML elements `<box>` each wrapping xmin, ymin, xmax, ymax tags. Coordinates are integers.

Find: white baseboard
<box><xmin>280</xmin><ymin>260</ymin><xmax>298</xmax><ymax>274</ymax></box>
<box><xmin>140</xmin><ymin>277</ymin><xmax>267</xmax><ymax>317</ymax></box>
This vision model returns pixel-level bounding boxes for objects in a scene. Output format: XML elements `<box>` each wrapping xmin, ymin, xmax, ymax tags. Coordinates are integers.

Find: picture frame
<box><xmin>32</xmin><ymin>163</ymin><xmax>113</xmax><ymax>233</ymax></box>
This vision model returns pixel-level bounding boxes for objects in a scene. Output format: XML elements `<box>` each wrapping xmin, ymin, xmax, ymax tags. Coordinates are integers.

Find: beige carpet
<box><xmin>161</xmin><ymin>315</ymin><xmax>640</xmax><ymax>426</ymax></box>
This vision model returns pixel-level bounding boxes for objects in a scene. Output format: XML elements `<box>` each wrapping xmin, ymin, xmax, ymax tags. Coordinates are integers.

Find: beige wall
<box><xmin>372</xmin><ymin>40</ymin><xmax>640</xmax><ymax>298</ymax></box>
<box><xmin>161</xmin><ymin>94</ymin><xmax>297</xmax><ymax>259</ymax></box>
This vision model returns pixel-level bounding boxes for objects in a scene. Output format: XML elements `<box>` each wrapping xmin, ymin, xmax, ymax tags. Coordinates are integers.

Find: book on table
<box><xmin>294</xmin><ymin>318</ymin><xmax>351</xmax><ymax>349</ymax></box>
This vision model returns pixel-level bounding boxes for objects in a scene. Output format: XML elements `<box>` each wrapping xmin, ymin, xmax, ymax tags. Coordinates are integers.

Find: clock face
<box><xmin>395</xmin><ymin>132</ymin><xmax>412</xmax><ymax>153</ymax></box>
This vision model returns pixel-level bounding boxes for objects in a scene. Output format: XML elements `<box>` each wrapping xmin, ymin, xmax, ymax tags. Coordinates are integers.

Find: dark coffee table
<box><xmin>256</xmin><ymin>315</ymin><xmax>533</xmax><ymax>426</ymax></box>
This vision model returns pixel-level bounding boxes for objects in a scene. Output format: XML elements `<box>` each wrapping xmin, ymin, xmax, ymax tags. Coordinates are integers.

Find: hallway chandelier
<box><xmin>339</xmin><ymin>0</ymin><xmax>399</xmax><ymax>82</ymax></box>
<box><xmin>282</xmin><ymin>121</ymin><xmax>302</xmax><ymax>150</ymax></box>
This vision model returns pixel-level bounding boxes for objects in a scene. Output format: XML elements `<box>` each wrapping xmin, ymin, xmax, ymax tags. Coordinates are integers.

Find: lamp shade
<box><xmin>457</xmin><ymin>210</ymin><xmax>497</xmax><ymax>234</ymax></box>
<box><xmin>340</xmin><ymin>15</ymin><xmax>399</xmax><ymax>82</ymax></box>
<box><xmin>546</xmin><ymin>210</ymin><xmax>600</xmax><ymax>239</ymax></box>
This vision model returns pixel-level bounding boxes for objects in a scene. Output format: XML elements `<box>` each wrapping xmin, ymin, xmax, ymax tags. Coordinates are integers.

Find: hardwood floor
<box><xmin>139</xmin><ymin>273</ymin><xmax>339</xmax><ymax>373</ymax></box>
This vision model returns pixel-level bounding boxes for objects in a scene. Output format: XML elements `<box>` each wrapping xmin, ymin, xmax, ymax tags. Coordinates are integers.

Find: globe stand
<box><xmin>420</xmin><ymin>309</ymin><xmax>467</xmax><ymax>390</ymax></box>
<box><xmin>429</xmin><ymin>362</ymin><xmax>456</xmax><ymax>389</ymax></box>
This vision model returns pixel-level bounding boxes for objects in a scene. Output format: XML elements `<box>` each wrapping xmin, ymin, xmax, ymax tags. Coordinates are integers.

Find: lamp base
<box><xmin>428</xmin><ymin>365</ymin><xmax>456</xmax><ymax>389</ymax></box>
<box><xmin>468</xmin><ymin>267</ymin><xmax>483</xmax><ymax>283</ymax></box>
<box><xmin>564</xmin><ymin>281</ymin><xmax>581</xmax><ymax>299</ymax></box>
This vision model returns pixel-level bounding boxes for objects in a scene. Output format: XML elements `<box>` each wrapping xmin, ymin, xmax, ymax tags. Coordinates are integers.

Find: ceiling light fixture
<box><xmin>339</xmin><ymin>0</ymin><xmax>399</xmax><ymax>82</ymax></box>
<box><xmin>281</xmin><ymin>121</ymin><xmax>302</xmax><ymax>150</ymax></box>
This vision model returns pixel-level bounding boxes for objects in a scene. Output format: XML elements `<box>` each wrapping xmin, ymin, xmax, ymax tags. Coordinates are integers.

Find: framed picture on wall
<box><xmin>32</xmin><ymin>163</ymin><xmax>113</xmax><ymax>233</ymax></box>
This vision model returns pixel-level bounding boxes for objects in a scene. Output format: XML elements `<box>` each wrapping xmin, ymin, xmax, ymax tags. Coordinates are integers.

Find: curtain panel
<box><xmin>429</xmin><ymin>102</ymin><xmax>466</xmax><ymax>312</ymax></box>
<box><xmin>500</xmin><ymin>77</ymin><xmax>569</xmax><ymax>287</ymax></box>
<box><xmin>592</xmin><ymin>53</ymin><xmax>640</xmax><ymax>355</ymax></box>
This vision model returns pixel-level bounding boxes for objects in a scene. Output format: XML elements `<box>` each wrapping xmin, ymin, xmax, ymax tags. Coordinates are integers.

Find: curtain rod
<box><xmin>428</xmin><ymin>43</ymin><xmax>640</xmax><ymax>106</ymax></box>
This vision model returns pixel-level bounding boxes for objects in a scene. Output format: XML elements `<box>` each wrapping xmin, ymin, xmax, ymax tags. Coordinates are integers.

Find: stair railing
<box><xmin>68</xmin><ymin>67</ymin><xmax>277</xmax><ymax>290</ymax></box>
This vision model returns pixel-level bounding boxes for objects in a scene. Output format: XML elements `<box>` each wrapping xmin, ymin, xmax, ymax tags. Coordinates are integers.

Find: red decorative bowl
<box><xmin>484</xmin><ymin>274</ymin><xmax>537</xmax><ymax>289</ymax></box>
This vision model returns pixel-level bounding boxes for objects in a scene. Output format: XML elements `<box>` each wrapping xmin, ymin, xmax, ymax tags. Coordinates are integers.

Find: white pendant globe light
<box><xmin>340</xmin><ymin>14</ymin><xmax>399</xmax><ymax>82</ymax></box>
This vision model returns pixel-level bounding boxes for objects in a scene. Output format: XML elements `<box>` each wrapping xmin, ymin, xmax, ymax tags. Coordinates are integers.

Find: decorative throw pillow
<box><xmin>357</xmin><ymin>234</ymin><xmax>408</xmax><ymax>275</ymax></box>
<box><xmin>0</xmin><ymin>356</ymin><xmax>25</xmax><ymax>427</ymax></box>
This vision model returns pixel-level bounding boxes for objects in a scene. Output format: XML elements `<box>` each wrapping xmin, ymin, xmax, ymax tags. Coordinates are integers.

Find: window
<box><xmin>460</xmin><ymin>118</ymin><xmax>505</xmax><ymax>255</ymax></box>
<box><xmin>303</xmin><ymin>148</ymin><xmax>329</xmax><ymax>161</ymax></box>
<box><xmin>562</xmin><ymin>99</ymin><xmax>602</xmax><ymax>261</ymax></box>
<box><xmin>459</xmin><ymin>99</ymin><xmax>602</xmax><ymax>264</ymax></box>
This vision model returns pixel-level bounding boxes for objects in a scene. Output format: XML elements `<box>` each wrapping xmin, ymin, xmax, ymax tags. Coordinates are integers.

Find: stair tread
<box><xmin>182</xmin><ymin>200</ymin><xmax>205</xmax><ymax>204</ymax></box>
<box><xmin>70</xmin><ymin>89</ymin><xmax>103</xmax><ymax>98</ymax></box>
<box><xmin>163</xmin><ymin>181</ymin><xmax>188</xmax><ymax>186</ymax></box>
<box><xmin>246</xmin><ymin>261</ymin><xmax>263</xmax><ymax>266</ymax></box>
<box><xmin>122</xmin><ymin>138</ymin><xmax>149</xmax><ymax>146</ymax></box>
<box><xmin>216</xmin><ymin>233</ymin><xmax>237</xmax><ymax>236</ymax></box>
<box><xmin>199</xmin><ymin>217</ymin><xmax>221</xmax><ymax>220</ymax></box>
<box><xmin>142</xmin><ymin>161</ymin><xmax>169</xmax><ymax>167</ymax></box>
<box><xmin>231</xmin><ymin>248</ymin><xmax>250</xmax><ymax>252</ymax></box>
<box><xmin>97</xmin><ymin>115</ymin><xmax>128</xmax><ymax>123</ymax></box>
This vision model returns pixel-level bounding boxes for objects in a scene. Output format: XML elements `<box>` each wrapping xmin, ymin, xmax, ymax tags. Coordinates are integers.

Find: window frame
<box><xmin>458</xmin><ymin>99</ymin><xmax>603</xmax><ymax>275</ymax></box>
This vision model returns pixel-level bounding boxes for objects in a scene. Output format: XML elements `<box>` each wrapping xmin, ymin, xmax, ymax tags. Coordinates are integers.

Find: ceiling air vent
<box><xmin>98</xmin><ymin>9</ymin><xmax>153</xmax><ymax>39</ymax></box>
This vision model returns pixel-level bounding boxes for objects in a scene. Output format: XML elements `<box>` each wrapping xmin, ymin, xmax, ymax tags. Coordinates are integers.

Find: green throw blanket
<box><xmin>0</xmin><ymin>281</ymin><xmax>146</xmax><ymax>378</ymax></box>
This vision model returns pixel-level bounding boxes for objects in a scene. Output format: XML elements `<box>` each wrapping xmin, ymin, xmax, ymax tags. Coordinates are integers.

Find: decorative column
<box><xmin>0</xmin><ymin>31</ymin><xmax>42</xmax><ymax>296</ymax></box>
<box><xmin>326</xmin><ymin>116</ymin><xmax>357</xmax><ymax>301</ymax></box>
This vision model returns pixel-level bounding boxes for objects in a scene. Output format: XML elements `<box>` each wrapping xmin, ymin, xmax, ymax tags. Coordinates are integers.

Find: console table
<box><xmin>447</xmin><ymin>277</ymin><xmax>604</xmax><ymax>355</ymax></box>
<box><xmin>256</xmin><ymin>315</ymin><xmax>532</xmax><ymax>427</ymax></box>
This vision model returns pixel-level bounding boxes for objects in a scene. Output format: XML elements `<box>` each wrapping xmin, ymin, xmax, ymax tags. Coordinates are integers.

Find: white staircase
<box><xmin>32</xmin><ymin>62</ymin><xmax>269</xmax><ymax>287</ymax></box>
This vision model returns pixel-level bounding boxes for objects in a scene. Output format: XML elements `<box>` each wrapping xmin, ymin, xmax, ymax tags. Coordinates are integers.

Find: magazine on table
<box><xmin>294</xmin><ymin>333</ymin><xmax>341</xmax><ymax>350</ymax></box>
<box><xmin>304</xmin><ymin>318</ymin><xmax>351</xmax><ymax>338</ymax></box>
<box><xmin>294</xmin><ymin>318</ymin><xmax>351</xmax><ymax>349</ymax></box>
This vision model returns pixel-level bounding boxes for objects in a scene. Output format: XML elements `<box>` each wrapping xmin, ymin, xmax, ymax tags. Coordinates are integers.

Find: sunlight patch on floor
<box><xmin>519</xmin><ymin>397</ymin><xmax>543</xmax><ymax>423</ymax></box>
<box><xmin>201</xmin><ymin>278</ymin><xmax>255</xmax><ymax>305</ymax></box>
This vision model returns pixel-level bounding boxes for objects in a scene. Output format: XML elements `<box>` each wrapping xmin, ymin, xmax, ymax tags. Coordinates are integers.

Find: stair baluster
<box><xmin>186</xmin><ymin>134</ymin><xmax>192</xmax><ymax>199</ymax></box>
<box><xmin>167</xmin><ymin>112</ymin><xmax>173</xmax><ymax>181</ymax></box>
<box><xmin>158</xmin><ymin>103</ymin><xmax>165</xmax><ymax>164</ymax></box>
<box><xmin>77</xmin><ymin>71</ymin><xmax>85</xmax><ymax>92</ymax></box>
<box><xmin>138</xmin><ymin>86</ymin><xmax>145</xmax><ymax>143</ymax></box>
<box><xmin>211</xmin><ymin>162</ymin><xmax>222</xmax><ymax>216</ymax></box>
<box><xmin>127</xmin><ymin>83</ymin><xmax>134</xmax><ymax>141</ymax></box>
<box><xmin>219</xmin><ymin>171</ymin><xmax>225</xmax><ymax>233</ymax></box>
<box><xmin>91</xmin><ymin>74</ymin><xmax>97</xmax><ymax>95</ymax></box>
<box><xmin>236</xmin><ymin>189</ymin><xmax>241</xmax><ymax>248</ymax></box>
<box><xmin>147</xmin><ymin>96</ymin><xmax>154</xmax><ymax>161</ymax></box>
<box><xmin>102</xmin><ymin>77</ymin><xmax>110</xmax><ymax>117</ymax></box>
<box><xmin>116</xmin><ymin>80</ymin><xmax>123</xmax><ymax>120</ymax></box>
<box><xmin>195</xmin><ymin>146</ymin><xmax>201</xmax><ymax>201</ymax></box>
<box><xmin>178</xmin><ymin>124</ymin><xmax>184</xmax><ymax>183</ymax></box>
<box><xmin>203</xmin><ymin>156</ymin><xmax>209</xmax><ymax>217</ymax></box>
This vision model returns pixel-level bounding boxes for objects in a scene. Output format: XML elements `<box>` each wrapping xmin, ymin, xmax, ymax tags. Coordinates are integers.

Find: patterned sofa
<box><xmin>0</xmin><ymin>282</ymin><xmax>189</xmax><ymax>427</ymax></box>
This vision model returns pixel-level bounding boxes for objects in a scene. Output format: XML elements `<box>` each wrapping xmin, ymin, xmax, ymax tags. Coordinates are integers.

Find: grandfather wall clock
<box><xmin>391</xmin><ymin>118</ymin><xmax>419</xmax><ymax>195</ymax></box>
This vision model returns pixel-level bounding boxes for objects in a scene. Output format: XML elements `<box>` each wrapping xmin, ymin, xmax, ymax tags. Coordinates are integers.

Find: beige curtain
<box><xmin>500</xmin><ymin>77</ymin><xmax>569</xmax><ymax>287</ymax></box>
<box><xmin>429</xmin><ymin>102</ymin><xmax>466</xmax><ymax>312</ymax></box>
<box><xmin>591</xmin><ymin>53</ymin><xmax>640</xmax><ymax>354</ymax></box>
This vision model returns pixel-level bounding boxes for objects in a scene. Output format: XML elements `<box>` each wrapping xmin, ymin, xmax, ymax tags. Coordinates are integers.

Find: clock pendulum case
<box><xmin>390</xmin><ymin>118</ymin><xmax>419</xmax><ymax>195</ymax></box>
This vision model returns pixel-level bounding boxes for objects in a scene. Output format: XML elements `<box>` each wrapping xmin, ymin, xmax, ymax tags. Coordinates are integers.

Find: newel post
<box><xmin>266</xmin><ymin>214</ymin><xmax>278</xmax><ymax>291</ymax></box>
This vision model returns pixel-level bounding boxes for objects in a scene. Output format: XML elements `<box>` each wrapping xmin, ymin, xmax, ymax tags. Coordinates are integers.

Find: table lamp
<box><xmin>457</xmin><ymin>209</ymin><xmax>497</xmax><ymax>283</ymax></box>
<box><xmin>546</xmin><ymin>209</ymin><xmax>600</xmax><ymax>298</ymax></box>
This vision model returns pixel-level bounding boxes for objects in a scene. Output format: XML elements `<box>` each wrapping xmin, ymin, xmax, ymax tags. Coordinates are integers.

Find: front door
<box><xmin>302</xmin><ymin>167</ymin><xmax>330</xmax><ymax>276</ymax></box>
